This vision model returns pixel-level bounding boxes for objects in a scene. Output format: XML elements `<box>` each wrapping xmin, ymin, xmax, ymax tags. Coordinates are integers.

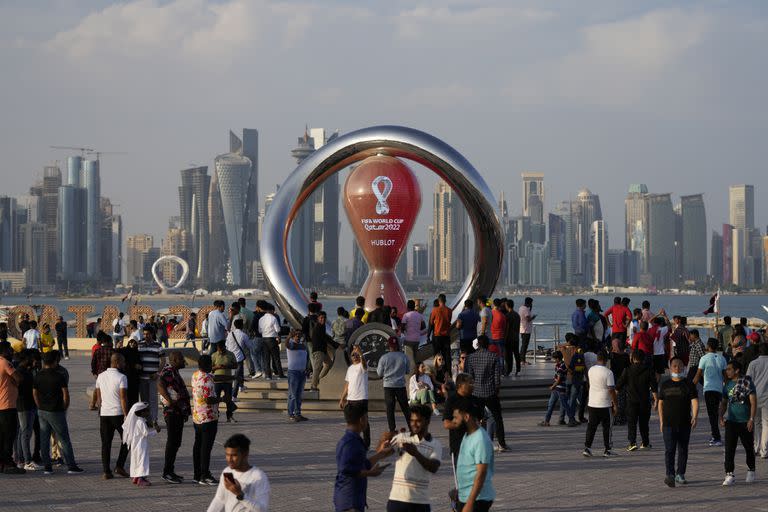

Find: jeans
<box><xmin>626</xmin><ymin>402</ymin><xmax>651</xmax><ymax>446</ymax></box>
<box><xmin>241</xmin><ymin>338</ymin><xmax>255</xmax><ymax>375</ymax></box>
<box><xmin>431</xmin><ymin>336</ymin><xmax>452</xmax><ymax>375</ymax></box>
<box><xmin>704</xmin><ymin>391</ymin><xmax>722</xmax><ymax>441</ymax></box>
<box><xmin>244</xmin><ymin>337</ymin><xmax>264</xmax><ymax>375</ymax></box>
<box><xmin>348</xmin><ymin>400</ymin><xmax>370</xmax><ymax>448</ymax></box>
<box><xmin>262</xmin><ymin>338</ymin><xmax>284</xmax><ymax>378</ymax></box>
<box><xmin>568</xmin><ymin>381</ymin><xmax>584</xmax><ymax>420</ymax></box>
<box><xmin>100</xmin><ymin>415</ymin><xmax>129</xmax><ymax>473</ymax></box>
<box><xmin>163</xmin><ymin>413</ymin><xmax>185</xmax><ymax>475</ymax></box>
<box><xmin>192</xmin><ymin>421</ymin><xmax>218</xmax><ymax>480</ymax></box>
<box><xmin>585</xmin><ymin>406</ymin><xmax>612</xmax><ymax>450</ymax></box>
<box><xmin>214</xmin><ymin>382</ymin><xmax>235</xmax><ymax>419</ymax></box>
<box><xmin>0</xmin><ymin>408</ymin><xmax>18</xmax><ymax>466</ymax></box>
<box><xmin>38</xmin><ymin>410</ymin><xmax>77</xmax><ymax>468</ymax></box>
<box><xmin>287</xmin><ymin>369</ymin><xmax>306</xmax><ymax>417</ymax></box>
<box><xmin>311</xmin><ymin>351</ymin><xmax>331</xmax><ymax>389</ymax></box>
<box><xmin>15</xmin><ymin>409</ymin><xmax>36</xmax><ymax>464</ymax></box>
<box><xmin>544</xmin><ymin>390</ymin><xmax>570</xmax><ymax>423</ymax></box>
<box><xmin>57</xmin><ymin>336</ymin><xmax>69</xmax><ymax>358</ymax></box>
<box><xmin>232</xmin><ymin>361</ymin><xmax>244</xmax><ymax>399</ymax></box>
<box><xmin>724</xmin><ymin>421</ymin><xmax>755</xmax><ymax>474</ymax></box>
<box><xmin>754</xmin><ymin>403</ymin><xmax>768</xmax><ymax>457</ymax></box>
<box><xmin>504</xmin><ymin>336</ymin><xmax>520</xmax><ymax>375</ymax></box>
<box><xmin>138</xmin><ymin>379</ymin><xmax>158</xmax><ymax>424</ymax></box>
<box><xmin>662</xmin><ymin>425</ymin><xmax>691</xmax><ymax>476</ymax></box>
<box><xmin>384</xmin><ymin>387</ymin><xmax>410</xmax><ymax>432</ymax></box>
<box><xmin>478</xmin><ymin>395</ymin><xmax>507</xmax><ymax>447</ymax></box>
<box><xmin>520</xmin><ymin>333</ymin><xmax>531</xmax><ymax>362</ymax></box>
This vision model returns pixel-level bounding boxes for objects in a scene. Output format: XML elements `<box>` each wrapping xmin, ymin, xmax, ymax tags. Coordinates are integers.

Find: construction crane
<box><xmin>86</xmin><ymin>150</ymin><xmax>128</xmax><ymax>161</ymax></box>
<box><xmin>50</xmin><ymin>145</ymin><xmax>94</xmax><ymax>157</ymax></box>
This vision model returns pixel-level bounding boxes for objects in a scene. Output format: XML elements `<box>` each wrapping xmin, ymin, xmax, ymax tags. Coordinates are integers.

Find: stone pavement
<box><xmin>2</xmin><ymin>353</ymin><xmax>768</xmax><ymax>511</ymax></box>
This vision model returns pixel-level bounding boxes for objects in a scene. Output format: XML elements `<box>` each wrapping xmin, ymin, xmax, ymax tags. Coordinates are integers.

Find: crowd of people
<box><xmin>1</xmin><ymin>292</ymin><xmax>767</xmax><ymax>510</ymax></box>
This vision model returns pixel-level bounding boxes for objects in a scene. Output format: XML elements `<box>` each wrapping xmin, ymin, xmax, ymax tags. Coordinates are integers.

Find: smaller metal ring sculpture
<box><xmin>262</xmin><ymin>125</ymin><xmax>504</xmax><ymax>328</ymax></box>
<box><xmin>151</xmin><ymin>255</ymin><xmax>190</xmax><ymax>293</ymax></box>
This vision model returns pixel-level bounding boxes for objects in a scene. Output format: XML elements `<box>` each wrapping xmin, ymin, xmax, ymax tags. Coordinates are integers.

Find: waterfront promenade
<box><xmin>2</xmin><ymin>353</ymin><xmax>768</xmax><ymax>511</ymax></box>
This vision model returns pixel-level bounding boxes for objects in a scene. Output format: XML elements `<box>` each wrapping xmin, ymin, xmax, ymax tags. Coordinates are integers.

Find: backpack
<box><xmin>570</xmin><ymin>350</ymin><xmax>586</xmax><ymax>376</ymax></box>
<box><xmin>113</xmin><ymin>319</ymin><xmax>123</xmax><ymax>335</ymax></box>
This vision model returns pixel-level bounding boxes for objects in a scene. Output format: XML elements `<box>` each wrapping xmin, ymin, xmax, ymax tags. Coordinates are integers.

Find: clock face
<box><xmin>349</xmin><ymin>323</ymin><xmax>398</xmax><ymax>375</ymax></box>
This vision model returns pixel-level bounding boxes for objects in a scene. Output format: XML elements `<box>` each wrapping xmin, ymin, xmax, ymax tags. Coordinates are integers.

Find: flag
<box><xmin>121</xmin><ymin>288</ymin><xmax>134</xmax><ymax>303</ymax></box>
<box><xmin>703</xmin><ymin>289</ymin><xmax>720</xmax><ymax>315</ymax></box>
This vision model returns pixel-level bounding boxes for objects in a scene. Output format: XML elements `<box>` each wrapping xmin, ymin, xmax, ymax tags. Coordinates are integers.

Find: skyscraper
<box><xmin>0</xmin><ymin>197</ymin><xmax>17</xmax><ymax>271</ymax></box>
<box><xmin>58</xmin><ymin>185</ymin><xmax>87</xmax><ymax>282</ymax></box>
<box><xmin>41</xmin><ymin>166</ymin><xmax>61</xmax><ymax>285</ymax></box>
<box><xmin>625</xmin><ymin>184</ymin><xmax>649</xmax><ymax>272</ymax></box>
<box><xmin>289</xmin><ymin>127</ymin><xmax>340</xmax><ymax>287</ymax></box>
<box><xmin>521</xmin><ymin>172</ymin><xmax>544</xmax><ymax>223</ymax></box>
<box><xmin>215</xmin><ymin>152</ymin><xmax>252</xmax><ymax>286</ymax></box>
<box><xmin>126</xmin><ymin>234</ymin><xmax>154</xmax><ymax>286</ymax></box>
<box><xmin>591</xmin><ymin>220</ymin><xmax>608</xmax><ymax>287</ymax></box>
<box><xmin>646</xmin><ymin>193</ymin><xmax>676</xmax><ymax>289</ymax></box>
<box><xmin>722</xmin><ymin>224</ymin><xmax>733</xmax><ymax>285</ymax></box>
<box><xmin>178</xmin><ymin>167</ymin><xmax>210</xmax><ymax>285</ymax></box>
<box><xmin>207</xmin><ymin>170</ymin><xmax>227</xmax><ymax>284</ymax></box>
<box><xmin>574</xmin><ymin>189</ymin><xmax>602</xmax><ymax>286</ymax></box>
<box><xmin>230</xmin><ymin>129</ymin><xmax>260</xmax><ymax>285</ymax></box>
<box><xmin>711</xmin><ymin>231</ymin><xmax>723</xmax><ymax>285</ymax></box>
<box><xmin>431</xmin><ymin>180</ymin><xmax>469</xmax><ymax>283</ymax></box>
<box><xmin>680</xmin><ymin>194</ymin><xmax>707</xmax><ymax>284</ymax></box>
<box><xmin>412</xmin><ymin>243</ymin><xmax>429</xmax><ymax>280</ymax></box>
<box><xmin>729</xmin><ymin>185</ymin><xmax>755</xmax><ymax>230</ymax></box>
<box><xmin>82</xmin><ymin>158</ymin><xmax>101</xmax><ymax>279</ymax></box>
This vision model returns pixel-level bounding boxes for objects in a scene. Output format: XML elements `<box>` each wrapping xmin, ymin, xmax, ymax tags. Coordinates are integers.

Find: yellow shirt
<box><xmin>40</xmin><ymin>332</ymin><xmax>55</xmax><ymax>353</ymax></box>
<box><xmin>350</xmin><ymin>307</ymin><xmax>369</xmax><ymax>323</ymax></box>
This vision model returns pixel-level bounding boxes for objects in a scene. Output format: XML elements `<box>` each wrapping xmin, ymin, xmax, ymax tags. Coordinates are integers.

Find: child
<box><xmin>285</xmin><ymin>329</ymin><xmax>308</xmax><ymax>422</ymax></box>
<box><xmin>122</xmin><ymin>402</ymin><xmax>160</xmax><ymax>487</ymax></box>
<box><xmin>40</xmin><ymin>324</ymin><xmax>55</xmax><ymax>353</ymax></box>
<box><xmin>408</xmin><ymin>362</ymin><xmax>440</xmax><ymax>415</ymax></box>
<box><xmin>539</xmin><ymin>351</ymin><xmax>575</xmax><ymax>426</ymax></box>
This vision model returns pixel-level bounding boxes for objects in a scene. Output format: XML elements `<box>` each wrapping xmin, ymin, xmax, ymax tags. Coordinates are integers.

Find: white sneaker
<box><xmin>24</xmin><ymin>462</ymin><xmax>43</xmax><ymax>471</ymax></box>
<box><xmin>251</xmin><ymin>372</ymin><xmax>264</xmax><ymax>380</ymax></box>
<box><xmin>746</xmin><ymin>470</ymin><xmax>756</xmax><ymax>483</ymax></box>
<box><xmin>722</xmin><ymin>474</ymin><xmax>736</xmax><ymax>486</ymax></box>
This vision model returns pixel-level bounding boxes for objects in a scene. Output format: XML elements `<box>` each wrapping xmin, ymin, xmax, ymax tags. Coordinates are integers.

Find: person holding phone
<box><xmin>206</xmin><ymin>434</ymin><xmax>269</xmax><ymax>511</ymax></box>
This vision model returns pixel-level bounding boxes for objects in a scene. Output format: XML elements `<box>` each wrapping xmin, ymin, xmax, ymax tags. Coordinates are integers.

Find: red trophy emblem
<box><xmin>343</xmin><ymin>155</ymin><xmax>421</xmax><ymax>316</ymax></box>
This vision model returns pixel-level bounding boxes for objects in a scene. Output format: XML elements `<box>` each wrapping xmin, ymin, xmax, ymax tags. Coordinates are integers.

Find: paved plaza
<box><xmin>2</xmin><ymin>353</ymin><xmax>768</xmax><ymax>511</ymax></box>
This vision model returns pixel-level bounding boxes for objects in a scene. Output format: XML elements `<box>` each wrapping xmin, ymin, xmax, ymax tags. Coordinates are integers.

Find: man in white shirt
<box><xmin>518</xmin><ymin>297</ymin><xmax>536</xmax><ymax>365</ymax></box>
<box><xmin>339</xmin><ymin>346</ymin><xmax>370</xmax><ymax>447</ymax></box>
<box><xmin>583</xmin><ymin>352</ymin><xmax>617</xmax><ymax>457</ymax></box>
<box><xmin>258</xmin><ymin>306</ymin><xmax>284</xmax><ymax>380</ymax></box>
<box><xmin>207</xmin><ymin>300</ymin><xmax>229</xmax><ymax>353</ymax></box>
<box><xmin>207</xmin><ymin>434</ymin><xmax>269</xmax><ymax>512</ymax></box>
<box><xmin>386</xmin><ymin>404</ymin><xmax>442</xmax><ymax>510</ymax></box>
<box><xmin>93</xmin><ymin>353</ymin><xmax>129</xmax><ymax>479</ymax></box>
<box><xmin>23</xmin><ymin>321</ymin><xmax>41</xmax><ymax>350</ymax></box>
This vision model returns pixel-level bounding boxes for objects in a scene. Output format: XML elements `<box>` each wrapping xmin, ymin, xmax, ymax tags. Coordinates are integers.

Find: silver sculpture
<box><xmin>262</xmin><ymin>125</ymin><xmax>504</xmax><ymax>328</ymax></box>
<box><xmin>151</xmin><ymin>255</ymin><xmax>190</xmax><ymax>293</ymax></box>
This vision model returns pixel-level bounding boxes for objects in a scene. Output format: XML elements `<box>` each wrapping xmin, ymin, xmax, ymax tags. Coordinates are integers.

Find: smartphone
<box><xmin>223</xmin><ymin>472</ymin><xmax>235</xmax><ymax>482</ymax></box>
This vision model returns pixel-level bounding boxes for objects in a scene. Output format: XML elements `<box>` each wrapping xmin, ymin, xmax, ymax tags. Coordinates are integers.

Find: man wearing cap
<box><xmin>377</xmin><ymin>337</ymin><xmax>410</xmax><ymax>433</ymax></box>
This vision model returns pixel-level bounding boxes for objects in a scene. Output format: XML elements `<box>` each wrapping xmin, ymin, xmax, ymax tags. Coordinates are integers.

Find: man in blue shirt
<box><xmin>454</xmin><ymin>396</ymin><xmax>495</xmax><ymax>511</ymax></box>
<box><xmin>455</xmin><ymin>300</ymin><xmax>480</xmax><ymax>355</ymax></box>
<box><xmin>693</xmin><ymin>338</ymin><xmax>727</xmax><ymax>446</ymax></box>
<box><xmin>571</xmin><ymin>299</ymin><xmax>589</xmax><ymax>345</ymax></box>
<box><xmin>206</xmin><ymin>300</ymin><xmax>229</xmax><ymax>354</ymax></box>
<box><xmin>377</xmin><ymin>337</ymin><xmax>411</xmax><ymax>433</ymax></box>
<box><xmin>334</xmin><ymin>403</ymin><xmax>391</xmax><ymax>511</ymax></box>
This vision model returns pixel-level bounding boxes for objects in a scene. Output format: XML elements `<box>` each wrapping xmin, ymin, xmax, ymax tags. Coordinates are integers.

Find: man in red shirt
<box><xmin>490</xmin><ymin>298</ymin><xmax>507</xmax><ymax>360</ymax></box>
<box><xmin>429</xmin><ymin>294</ymin><xmax>453</xmax><ymax>375</ymax></box>
<box><xmin>604</xmin><ymin>297</ymin><xmax>632</xmax><ymax>349</ymax></box>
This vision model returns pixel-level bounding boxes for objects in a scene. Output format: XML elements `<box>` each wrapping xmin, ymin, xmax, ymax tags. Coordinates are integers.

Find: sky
<box><xmin>1</xmin><ymin>0</ymin><xmax>767</xmax><ymax>275</ymax></box>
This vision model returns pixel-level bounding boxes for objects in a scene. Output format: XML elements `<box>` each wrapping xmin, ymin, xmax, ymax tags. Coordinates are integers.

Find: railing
<box><xmin>531</xmin><ymin>322</ymin><xmax>566</xmax><ymax>361</ymax></box>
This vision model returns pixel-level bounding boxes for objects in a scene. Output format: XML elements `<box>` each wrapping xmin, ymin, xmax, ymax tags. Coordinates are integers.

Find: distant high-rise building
<box><xmin>625</xmin><ymin>184</ymin><xmax>649</xmax><ymax>273</ymax></box>
<box><xmin>710</xmin><ymin>231</ymin><xmax>723</xmax><ymax>285</ymax></box>
<box><xmin>673</xmin><ymin>203</ymin><xmax>683</xmax><ymax>286</ymax></box>
<box><xmin>229</xmin><ymin>129</ymin><xmax>260</xmax><ymax>285</ymax></box>
<box><xmin>41</xmin><ymin>166</ymin><xmax>61</xmax><ymax>285</ymax></box>
<box><xmin>521</xmin><ymin>172</ymin><xmax>544</xmax><ymax>224</ymax></box>
<box><xmin>432</xmin><ymin>180</ymin><xmax>469</xmax><ymax>283</ymax></box>
<box><xmin>126</xmin><ymin>234</ymin><xmax>154</xmax><ymax>286</ymax></box>
<box><xmin>82</xmin><ymin>158</ymin><xmax>101</xmax><ymax>279</ymax></box>
<box><xmin>215</xmin><ymin>153</ymin><xmax>252</xmax><ymax>286</ymax></box>
<box><xmin>729</xmin><ymin>185</ymin><xmax>755</xmax><ymax>230</ymax></box>
<box><xmin>646</xmin><ymin>193</ymin><xmax>676</xmax><ymax>289</ymax></box>
<box><xmin>680</xmin><ymin>194</ymin><xmax>707</xmax><ymax>284</ymax></box>
<box><xmin>412</xmin><ymin>243</ymin><xmax>429</xmax><ymax>279</ymax></box>
<box><xmin>65</xmin><ymin>156</ymin><xmax>81</xmax><ymax>187</ymax></box>
<box><xmin>58</xmin><ymin>185</ymin><xmax>87</xmax><ymax>282</ymax></box>
<box><xmin>351</xmin><ymin>239</ymin><xmax>367</xmax><ymax>289</ymax></box>
<box><xmin>0</xmin><ymin>197</ymin><xmax>17</xmax><ymax>272</ymax></box>
<box><xmin>23</xmin><ymin>222</ymin><xmax>49</xmax><ymax>291</ymax></box>
<box><xmin>574</xmin><ymin>189</ymin><xmax>602</xmax><ymax>286</ymax></box>
<box><xmin>289</xmin><ymin>127</ymin><xmax>340</xmax><ymax>288</ymax></box>
<box><xmin>161</xmin><ymin>227</ymin><xmax>187</xmax><ymax>285</ymax></box>
<box><xmin>548</xmin><ymin>212</ymin><xmax>565</xmax><ymax>287</ymax></box>
<box><xmin>178</xmin><ymin>167</ymin><xmax>210</xmax><ymax>285</ymax></box>
<box><xmin>591</xmin><ymin>220</ymin><xmax>608</xmax><ymax>287</ymax></box>
<box><xmin>207</xmin><ymin>170</ymin><xmax>227</xmax><ymax>284</ymax></box>
<box><xmin>722</xmin><ymin>224</ymin><xmax>733</xmax><ymax>285</ymax></box>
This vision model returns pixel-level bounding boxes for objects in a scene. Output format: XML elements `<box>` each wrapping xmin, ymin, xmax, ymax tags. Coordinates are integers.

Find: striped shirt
<box><xmin>138</xmin><ymin>341</ymin><xmax>163</xmax><ymax>379</ymax></box>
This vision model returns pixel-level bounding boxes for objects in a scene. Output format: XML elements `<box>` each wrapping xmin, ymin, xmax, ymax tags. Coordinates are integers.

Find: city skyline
<box><xmin>1</xmin><ymin>1</ymin><xmax>767</xmax><ymax>259</ymax></box>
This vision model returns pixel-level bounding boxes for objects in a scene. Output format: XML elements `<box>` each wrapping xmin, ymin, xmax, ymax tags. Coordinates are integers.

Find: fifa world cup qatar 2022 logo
<box><xmin>344</xmin><ymin>155</ymin><xmax>421</xmax><ymax>315</ymax></box>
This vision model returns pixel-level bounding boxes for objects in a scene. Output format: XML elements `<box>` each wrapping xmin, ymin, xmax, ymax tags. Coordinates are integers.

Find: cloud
<box><xmin>502</xmin><ymin>8</ymin><xmax>713</xmax><ymax>108</ymax></box>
